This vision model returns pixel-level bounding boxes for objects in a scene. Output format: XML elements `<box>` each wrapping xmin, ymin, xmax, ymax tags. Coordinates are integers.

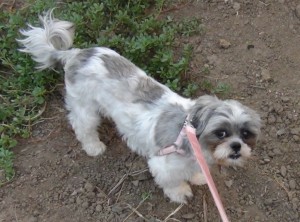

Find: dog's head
<box><xmin>189</xmin><ymin>95</ymin><xmax>261</xmax><ymax>166</ymax></box>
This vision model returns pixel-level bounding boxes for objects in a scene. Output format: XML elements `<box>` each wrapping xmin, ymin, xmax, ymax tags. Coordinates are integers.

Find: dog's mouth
<box><xmin>229</xmin><ymin>153</ymin><xmax>241</xmax><ymax>159</ymax></box>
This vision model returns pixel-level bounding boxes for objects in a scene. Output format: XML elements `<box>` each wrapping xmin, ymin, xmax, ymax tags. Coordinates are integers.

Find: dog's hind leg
<box><xmin>66</xmin><ymin>97</ymin><xmax>106</xmax><ymax>156</ymax></box>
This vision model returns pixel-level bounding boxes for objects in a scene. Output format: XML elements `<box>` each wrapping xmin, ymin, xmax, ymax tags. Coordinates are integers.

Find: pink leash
<box><xmin>185</xmin><ymin>123</ymin><xmax>230</xmax><ymax>222</ymax></box>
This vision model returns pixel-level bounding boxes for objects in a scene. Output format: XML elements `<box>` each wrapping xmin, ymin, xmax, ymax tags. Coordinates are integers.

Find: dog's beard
<box><xmin>212</xmin><ymin>141</ymin><xmax>252</xmax><ymax>166</ymax></box>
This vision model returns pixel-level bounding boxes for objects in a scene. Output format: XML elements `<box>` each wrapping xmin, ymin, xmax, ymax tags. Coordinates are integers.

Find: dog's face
<box><xmin>190</xmin><ymin>96</ymin><xmax>261</xmax><ymax>166</ymax></box>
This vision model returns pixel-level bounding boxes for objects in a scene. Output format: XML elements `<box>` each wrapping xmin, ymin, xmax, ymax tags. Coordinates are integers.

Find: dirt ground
<box><xmin>1</xmin><ymin>0</ymin><xmax>300</xmax><ymax>221</ymax></box>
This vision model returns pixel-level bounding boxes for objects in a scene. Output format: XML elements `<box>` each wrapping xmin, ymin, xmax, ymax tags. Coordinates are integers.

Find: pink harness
<box><xmin>157</xmin><ymin>116</ymin><xmax>230</xmax><ymax>222</ymax></box>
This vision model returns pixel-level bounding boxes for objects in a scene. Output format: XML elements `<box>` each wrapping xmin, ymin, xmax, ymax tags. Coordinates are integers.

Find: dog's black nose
<box><xmin>230</xmin><ymin>142</ymin><xmax>241</xmax><ymax>153</ymax></box>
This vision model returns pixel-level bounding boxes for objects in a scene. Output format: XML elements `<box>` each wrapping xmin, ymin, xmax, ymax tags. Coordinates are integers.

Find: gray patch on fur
<box><xmin>133</xmin><ymin>77</ymin><xmax>165</xmax><ymax>104</ymax></box>
<box><xmin>100</xmin><ymin>54</ymin><xmax>137</xmax><ymax>79</ymax></box>
<box><xmin>66</xmin><ymin>48</ymin><xmax>97</xmax><ymax>83</ymax></box>
<box><xmin>101</xmin><ymin>54</ymin><xmax>165</xmax><ymax>104</ymax></box>
<box><xmin>155</xmin><ymin>104</ymin><xmax>191</xmax><ymax>153</ymax></box>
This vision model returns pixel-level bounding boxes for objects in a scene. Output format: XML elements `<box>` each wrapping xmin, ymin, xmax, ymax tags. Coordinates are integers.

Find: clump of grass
<box><xmin>0</xmin><ymin>0</ymin><xmax>202</xmax><ymax>184</ymax></box>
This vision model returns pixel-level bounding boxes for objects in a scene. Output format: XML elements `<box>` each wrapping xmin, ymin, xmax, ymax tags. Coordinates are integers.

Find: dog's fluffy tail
<box><xmin>18</xmin><ymin>10</ymin><xmax>76</xmax><ymax>70</ymax></box>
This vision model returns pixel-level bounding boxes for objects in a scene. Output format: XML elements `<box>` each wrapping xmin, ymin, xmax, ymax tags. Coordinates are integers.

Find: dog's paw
<box><xmin>190</xmin><ymin>172</ymin><xmax>207</xmax><ymax>186</ymax></box>
<box><xmin>164</xmin><ymin>183</ymin><xmax>193</xmax><ymax>204</ymax></box>
<box><xmin>83</xmin><ymin>141</ymin><xmax>106</xmax><ymax>156</ymax></box>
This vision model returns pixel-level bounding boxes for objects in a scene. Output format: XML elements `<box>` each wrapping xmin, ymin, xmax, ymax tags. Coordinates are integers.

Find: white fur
<box><xmin>18</xmin><ymin>11</ymin><xmax>261</xmax><ymax>204</ymax></box>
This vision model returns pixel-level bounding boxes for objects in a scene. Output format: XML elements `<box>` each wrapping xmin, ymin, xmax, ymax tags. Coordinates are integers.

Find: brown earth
<box><xmin>1</xmin><ymin>0</ymin><xmax>300</xmax><ymax>221</ymax></box>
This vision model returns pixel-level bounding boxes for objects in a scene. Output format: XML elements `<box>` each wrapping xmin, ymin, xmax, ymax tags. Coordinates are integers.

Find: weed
<box><xmin>0</xmin><ymin>148</ymin><xmax>14</xmax><ymax>185</ymax></box>
<box><xmin>0</xmin><ymin>0</ymin><xmax>202</xmax><ymax>184</ymax></box>
<box><xmin>141</xmin><ymin>191</ymin><xmax>152</xmax><ymax>201</ymax></box>
<box><xmin>212</xmin><ymin>82</ymin><xmax>231</xmax><ymax>95</ymax></box>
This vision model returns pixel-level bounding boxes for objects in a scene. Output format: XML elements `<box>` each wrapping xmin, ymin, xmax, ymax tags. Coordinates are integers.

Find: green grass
<box><xmin>0</xmin><ymin>0</ymin><xmax>202</xmax><ymax>185</ymax></box>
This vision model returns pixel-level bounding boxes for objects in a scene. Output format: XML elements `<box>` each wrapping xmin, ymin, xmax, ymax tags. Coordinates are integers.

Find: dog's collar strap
<box><xmin>157</xmin><ymin>115</ymin><xmax>191</xmax><ymax>156</ymax></box>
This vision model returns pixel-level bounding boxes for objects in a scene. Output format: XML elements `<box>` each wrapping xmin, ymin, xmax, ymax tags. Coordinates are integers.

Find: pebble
<box><xmin>261</xmin><ymin>68</ymin><xmax>272</xmax><ymax>81</ymax></box>
<box><xmin>225</xmin><ymin>180</ymin><xmax>233</xmax><ymax>188</ymax></box>
<box><xmin>87</xmin><ymin>192</ymin><xmax>95</xmax><ymax>198</ymax></box>
<box><xmin>84</xmin><ymin>182</ymin><xmax>94</xmax><ymax>192</ymax></box>
<box><xmin>281</xmin><ymin>97</ymin><xmax>290</xmax><ymax>102</ymax></box>
<box><xmin>207</xmin><ymin>54</ymin><xmax>221</xmax><ymax>66</ymax></box>
<box><xmin>219</xmin><ymin>39</ymin><xmax>231</xmax><ymax>49</ymax></box>
<box><xmin>181</xmin><ymin>213</ymin><xmax>195</xmax><ymax>219</ymax></box>
<box><xmin>82</xmin><ymin>201</ymin><xmax>89</xmax><ymax>209</ymax></box>
<box><xmin>273</xmin><ymin>148</ymin><xmax>281</xmax><ymax>155</ymax></box>
<box><xmin>276</xmin><ymin>128</ymin><xmax>286</xmax><ymax>137</ymax></box>
<box><xmin>111</xmin><ymin>203</ymin><xmax>125</xmax><ymax>214</ymax></box>
<box><xmin>28</xmin><ymin>216</ymin><xmax>38</xmax><ymax>222</ymax></box>
<box><xmin>76</xmin><ymin>196</ymin><xmax>82</xmax><ymax>205</ymax></box>
<box><xmin>132</xmin><ymin>180</ymin><xmax>139</xmax><ymax>186</ymax></box>
<box><xmin>296</xmin><ymin>4</ymin><xmax>300</xmax><ymax>19</ymax></box>
<box><xmin>290</xmin><ymin>128</ymin><xmax>300</xmax><ymax>135</ymax></box>
<box><xmin>95</xmin><ymin>205</ymin><xmax>102</xmax><ymax>212</ymax></box>
<box><xmin>293</xmin><ymin>135</ymin><xmax>299</xmax><ymax>142</ymax></box>
<box><xmin>233</xmin><ymin>2</ymin><xmax>241</xmax><ymax>11</ymax></box>
<box><xmin>289</xmin><ymin>179</ymin><xmax>296</xmax><ymax>190</ymax></box>
<box><xmin>267</xmin><ymin>115</ymin><xmax>276</xmax><ymax>124</ymax></box>
<box><xmin>280</xmin><ymin>166</ymin><xmax>287</xmax><ymax>177</ymax></box>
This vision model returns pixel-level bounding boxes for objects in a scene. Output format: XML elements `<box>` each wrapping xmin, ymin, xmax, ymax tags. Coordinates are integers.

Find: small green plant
<box><xmin>0</xmin><ymin>148</ymin><xmax>14</xmax><ymax>185</ymax></box>
<box><xmin>0</xmin><ymin>0</ymin><xmax>202</xmax><ymax>184</ymax></box>
<box><xmin>141</xmin><ymin>191</ymin><xmax>152</xmax><ymax>201</ymax></box>
<box><xmin>212</xmin><ymin>82</ymin><xmax>231</xmax><ymax>95</ymax></box>
<box><xmin>200</xmin><ymin>79</ymin><xmax>231</xmax><ymax>96</ymax></box>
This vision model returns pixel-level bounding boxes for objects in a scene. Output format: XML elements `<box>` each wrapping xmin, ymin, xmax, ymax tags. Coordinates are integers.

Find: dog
<box><xmin>18</xmin><ymin>11</ymin><xmax>261</xmax><ymax>203</ymax></box>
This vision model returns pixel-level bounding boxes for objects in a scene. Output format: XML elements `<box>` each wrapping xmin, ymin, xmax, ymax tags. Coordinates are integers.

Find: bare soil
<box><xmin>1</xmin><ymin>1</ymin><xmax>300</xmax><ymax>221</ymax></box>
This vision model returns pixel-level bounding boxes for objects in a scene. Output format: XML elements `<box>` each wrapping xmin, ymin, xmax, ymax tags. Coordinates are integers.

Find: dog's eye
<box><xmin>241</xmin><ymin>130</ymin><xmax>253</xmax><ymax>139</ymax></box>
<box><xmin>215</xmin><ymin>130</ymin><xmax>227</xmax><ymax>139</ymax></box>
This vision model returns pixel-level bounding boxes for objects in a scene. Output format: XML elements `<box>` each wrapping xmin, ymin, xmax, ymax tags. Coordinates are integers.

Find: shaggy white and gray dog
<box><xmin>18</xmin><ymin>11</ymin><xmax>261</xmax><ymax>203</ymax></box>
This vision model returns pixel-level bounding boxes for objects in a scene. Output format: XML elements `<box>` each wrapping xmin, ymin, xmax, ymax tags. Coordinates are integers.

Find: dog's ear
<box><xmin>190</xmin><ymin>95</ymin><xmax>219</xmax><ymax>136</ymax></box>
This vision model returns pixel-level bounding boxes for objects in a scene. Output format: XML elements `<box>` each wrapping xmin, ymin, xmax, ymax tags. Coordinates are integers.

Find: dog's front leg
<box><xmin>148</xmin><ymin>156</ymin><xmax>193</xmax><ymax>203</ymax></box>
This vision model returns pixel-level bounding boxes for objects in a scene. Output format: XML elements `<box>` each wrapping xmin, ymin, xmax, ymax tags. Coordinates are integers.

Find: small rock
<box><xmin>264</xmin><ymin>198</ymin><xmax>274</xmax><ymax>205</ymax></box>
<box><xmin>225</xmin><ymin>180</ymin><xmax>233</xmax><ymax>188</ymax></box>
<box><xmin>233</xmin><ymin>2</ymin><xmax>241</xmax><ymax>11</ymax></box>
<box><xmin>263</xmin><ymin>158</ymin><xmax>271</xmax><ymax>163</ymax></box>
<box><xmin>207</xmin><ymin>54</ymin><xmax>221</xmax><ymax>66</ymax></box>
<box><xmin>84</xmin><ymin>182</ymin><xmax>94</xmax><ymax>192</ymax></box>
<box><xmin>289</xmin><ymin>179</ymin><xmax>296</xmax><ymax>190</ymax></box>
<box><xmin>87</xmin><ymin>192</ymin><xmax>95</xmax><ymax>198</ymax></box>
<box><xmin>267</xmin><ymin>115</ymin><xmax>276</xmax><ymax>124</ymax></box>
<box><xmin>219</xmin><ymin>39</ymin><xmax>231</xmax><ymax>49</ymax></box>
<box><xmin>132</xmin><ymin>180</ymin><xmax>139</xmax><ymax>187</ymax></box>
<box><xmin>276</xmin><ymin>128</ymin><xmax>286</xmax><ymax>137</ymax></box>
<box><xmin>296</xmin><ymin>4</ymin><xmax>300</xmax><ymax>19</ymax></box>
<box><xmin>95</xmin><ymin>205</ymin><xmax>102</xmax><ymax>212</ymax></box>
<box><xmin>261</xmin><ymin>68</ymin><xmax>272</xmax><ymax>81</ymax></box>
<box><xmin>76</xmin><ymin>196</ymin><xmax>82</xmax><ymax>205</ymax></box>
<box><xmin>293</xmin><ymin>135</ymin><xmax>299</xmax><ymax>142</ymax></box>
<box><xmin>291</xmin><ymin>128</ymin><xmax>300</xmax><ymax>135</ymax></box>
<box><xmin>33</xmin><ymin>210</ymin><xmax>39</xmax><ymax>217</ymax></box>
<box><xmin>28</xmin><ymin>216</ymin><xmax>38</xmax><ymax>222</ymax></box>
<box><xmin>280</xmin><ymin>166</ymin><xmax>287</xmax><ymax>177</ymax></box>
<box><xmin>111</xmin><ymin>203</ymin><xmax>125</xmax><ymax>214</ymax></box>
<box><xmin>82</xmin><ymin>201</ymin><xmax>89</xmax><ymax>209</ymax></box>
<box><xmin>181</xmin><ymin>213</ymin><xmax>195</xmax><ymax>219</ymax></box>
<box><xmin>281</xmin><ymin>97</ymin><xmax>290</xmax><ymax>102</ymax></box>
<box><xmin>273</xmin><ymin>148</ymin><xmax>282</xmax><ymax>155</ymax></box>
